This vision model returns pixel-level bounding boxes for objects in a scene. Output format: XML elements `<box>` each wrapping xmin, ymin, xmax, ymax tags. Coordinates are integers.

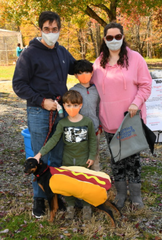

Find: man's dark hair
<box><xmin>17</xmin><ymin>43</ymin><xmax>21</xmax><ymax>47</ymax></box>
<box><xmin>100</xmin><ymin>22</ymin><xmax>128</xmax><ymax>69</ymax></box>
<box><xmin>39</xmin><ymin>11</ymin><xmax>61</xmax><ymax>30</ymax></box>
<box><xmin>73</xmin><ymin>60</ymin><xmax>93</xmax><ymax>74</ymax></box>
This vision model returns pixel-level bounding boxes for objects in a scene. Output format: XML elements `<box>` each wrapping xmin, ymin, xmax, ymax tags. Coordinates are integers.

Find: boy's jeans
<box><xmin>27</xmin><ymin>107</ymin><xmax>64</xmax><ymax>199</ymax></box>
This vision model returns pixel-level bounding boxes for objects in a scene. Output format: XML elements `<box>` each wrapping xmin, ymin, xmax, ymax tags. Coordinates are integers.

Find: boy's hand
<box><xmin>86</xmin><ymin>159</ymin><xmax>94</xmax><ymax>168</ymax></box>
<box><xmin>33</xmin><ymin>153</ymin><xmax>42</xmax><ymax>163</ymax></box>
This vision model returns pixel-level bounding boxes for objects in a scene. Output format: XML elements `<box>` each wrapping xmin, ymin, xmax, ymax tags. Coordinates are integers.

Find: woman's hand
<box><xmin>86</xmin><ymin>159</ymin><xmax>94</xmax><ymax>168</ymax></box>
<box><xmin>128</xmin><ymin>104</ymin><xmax>138</xmax><ymax>118</ymax></box>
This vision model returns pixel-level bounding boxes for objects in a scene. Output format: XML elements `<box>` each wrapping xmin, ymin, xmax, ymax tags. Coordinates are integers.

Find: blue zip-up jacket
<box><xmin>12</xmin><ymin>38</ymin><xmax>76</xmax><ymax>107</ymax></box>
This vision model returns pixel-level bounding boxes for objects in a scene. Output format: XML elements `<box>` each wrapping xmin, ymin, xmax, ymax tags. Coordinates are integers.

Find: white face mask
<box><xmin>41</xmin><ymin>31</ymin><xmax>60</xmax><ymax>46</ymax></box>
<box><xmin>105</xmin><ymin>38</ymin><xmax>123</xmax><ymax>51</ymax></box>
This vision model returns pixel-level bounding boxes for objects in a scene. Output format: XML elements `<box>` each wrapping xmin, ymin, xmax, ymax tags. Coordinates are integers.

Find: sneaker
<box><xmin>32</xmin><ymin>198</ymin><xmax>45</xmax><ymax>218</ymax></box>
<box><xmin>82</xmin><ymin>206</ymin><xmax>91</xmax><ymax>221</ymax></box>
<box><xmin>65</xmin><ymin>206</ymin><xmax>75</xmax><ymax>219</ymax></box>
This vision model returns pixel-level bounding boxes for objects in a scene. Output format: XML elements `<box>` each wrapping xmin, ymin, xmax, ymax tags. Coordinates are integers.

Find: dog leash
<box><xmin>43</xmin><ymin>96</ymin><xmax>61</xmax><ymax>146</ymax></box>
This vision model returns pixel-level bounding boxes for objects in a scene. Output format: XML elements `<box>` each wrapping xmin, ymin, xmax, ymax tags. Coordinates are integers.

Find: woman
<box><xmin>91</xmin><ymin>22</ymin><xmax>152</xmax><ymax>209</ymax></box>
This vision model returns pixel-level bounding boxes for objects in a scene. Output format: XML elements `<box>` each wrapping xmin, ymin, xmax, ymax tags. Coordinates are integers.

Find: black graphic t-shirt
<box><xmin>40</xmin><ymin>116</ymin><xmax>97</xmax><ymax>167</ymax></box>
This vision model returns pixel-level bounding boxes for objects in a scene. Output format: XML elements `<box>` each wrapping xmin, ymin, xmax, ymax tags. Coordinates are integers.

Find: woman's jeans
<box><xmin>104</xmin><ymin>131</ymin><xmax>141</xmax><ymax>183</ymax></box>
<box><xmin>27</xmin><ymin>107</ymin><xmax>64</xmax><ymax>199</ymax></box>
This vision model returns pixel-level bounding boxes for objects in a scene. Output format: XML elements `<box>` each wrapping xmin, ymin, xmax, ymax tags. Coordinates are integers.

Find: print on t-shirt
<box><xmin>64</xmin><ymin>126</ymin><xmax>88</xmax><ymax>143</ymax></box>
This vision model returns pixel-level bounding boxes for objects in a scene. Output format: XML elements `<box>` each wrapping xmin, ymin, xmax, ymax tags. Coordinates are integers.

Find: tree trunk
<box><xmin>87</xmin><ymin>21</ymin><xmax>97</xmax><ymax>58</ymax></box>
<box><xmin>85</xmin><ymin>0</ymin><xmax>118</xmax><ymax>27</ymax></box>
<box><xmin>77</xmin><ymin>29</ymin><xmax>87</xmax><ymax>59</ymax></box>
<box><xmin>95</xmin><ymin>23</ymin><xmax>101</xmax><ymax>57</ymax></box>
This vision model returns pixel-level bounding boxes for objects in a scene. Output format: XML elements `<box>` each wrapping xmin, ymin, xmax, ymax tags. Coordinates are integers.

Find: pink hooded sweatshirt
<box><xmin>91</xmin><ymin>47</ymin><xmax>152</xmax><ymax>134</ymax></box>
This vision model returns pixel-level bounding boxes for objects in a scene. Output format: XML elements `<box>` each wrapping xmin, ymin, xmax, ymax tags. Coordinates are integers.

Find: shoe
<box><xmin>128</xmin><ymin>183</ymin><xmax>144</xmax><ymax>209</ymax></box>
<box><xmin>114</xmin><ymin>181</ymin><xmax>127</xmax><ymax>209</ymax></box>
<box><xmin>82</xmin><ymin>206</ymin><xmax>91</xmax><ymax>221</ymax></box>
<box><xmin>32</xmin><ymin>198</ymin><xmax>45</xmax><ymax>218</ymax></box>
<box><xmin>65</xmin><ymin>206</ymin><xmax>75</xmax><ymax>219</ymax></box>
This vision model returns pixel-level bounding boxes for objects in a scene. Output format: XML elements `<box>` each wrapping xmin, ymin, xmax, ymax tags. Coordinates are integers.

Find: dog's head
<box><xmin>24</xmin><ymin>158</ymin><xmax>39</xmax><ymax>175</ymax></box>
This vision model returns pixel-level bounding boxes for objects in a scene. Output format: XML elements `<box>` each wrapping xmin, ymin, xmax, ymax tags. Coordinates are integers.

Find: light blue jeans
<box><xmin>27</xmin><ymin>107</ymin><xmax>64</xmax><ymax>199</ymax></box>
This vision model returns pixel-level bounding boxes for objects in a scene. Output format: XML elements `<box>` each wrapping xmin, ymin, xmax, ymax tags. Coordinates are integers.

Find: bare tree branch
<box><xmin>85</xmin><ymin>6</ymin><xmax>107</xmax><ymax>27</ymax></box>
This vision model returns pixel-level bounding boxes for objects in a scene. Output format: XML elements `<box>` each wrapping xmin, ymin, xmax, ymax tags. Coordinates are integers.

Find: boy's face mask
<box><xmin>76</xmin><ymin>73</ymin><xmax>92</xmax><ymax>84</ymax></box>
<box><xmin>64</xmin><ymin>103</ymin><xmax>82</xmax><ymax>117</ymax></box>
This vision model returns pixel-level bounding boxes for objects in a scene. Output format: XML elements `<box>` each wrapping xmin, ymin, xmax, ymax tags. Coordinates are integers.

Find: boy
<box><xmin>70</xmin><ymin>60</ymin><xmax>101</xmax><ymax>171</ymax></box>
<box><xmin>34</xmin><ymin>90</ymin><xmax>97</xmax><ymax>220</ymax></box>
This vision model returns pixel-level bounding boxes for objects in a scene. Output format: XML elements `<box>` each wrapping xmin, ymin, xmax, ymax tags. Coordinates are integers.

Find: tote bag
<box><xmin>109</xmin><ymin>111</ymin><xmax>149</xmax><ymax>162</ymax></box>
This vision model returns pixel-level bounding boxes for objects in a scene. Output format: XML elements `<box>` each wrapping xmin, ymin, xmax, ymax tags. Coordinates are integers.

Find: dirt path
<box><xmin>0</xmin><ymin>81</ymin><xmax>162</xmax><ymax>239</ymax></box>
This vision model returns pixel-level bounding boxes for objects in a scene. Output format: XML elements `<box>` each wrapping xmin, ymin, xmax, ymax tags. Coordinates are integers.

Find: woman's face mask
<box><xmin>41</xmin><ymin>32</ymin><xmax>60</xmax><ymax>46</ymax></box>
<box><xmin>105</xmin><ymin>38</ymin><xmax>123</xmax><ymax>51</ymax></box>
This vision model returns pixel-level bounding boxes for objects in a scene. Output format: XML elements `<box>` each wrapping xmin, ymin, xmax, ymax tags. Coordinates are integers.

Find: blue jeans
<box><xmin>27</xmin><ymin>107</ymin><xmax>64</xmax><ymax>199</ymax></box>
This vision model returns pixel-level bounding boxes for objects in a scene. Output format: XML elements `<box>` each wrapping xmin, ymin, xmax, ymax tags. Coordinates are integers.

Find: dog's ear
<box><xmin>25</xmin><ymin>158</ymin><xmax>38</xmax><ymax>166</ymax></box>
<box><xmin>39</xmin><ymin>159</ymin><xmax>44</xmax><ymax>165</ymax></box>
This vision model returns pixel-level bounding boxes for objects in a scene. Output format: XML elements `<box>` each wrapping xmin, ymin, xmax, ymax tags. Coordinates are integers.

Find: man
<box><xmin>12</xmin><ymin>11</ymin><xmax>76</xmax><ymax>218</ymax></box>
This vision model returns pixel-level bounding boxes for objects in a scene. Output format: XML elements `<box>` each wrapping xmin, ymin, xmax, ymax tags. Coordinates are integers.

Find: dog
<box><xmin>24</xmin><ymin>158</ymin><xmax>121</xmax><ymax>227</ymax></box>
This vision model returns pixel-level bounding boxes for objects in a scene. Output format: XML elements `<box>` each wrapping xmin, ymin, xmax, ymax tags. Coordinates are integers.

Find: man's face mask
<box><xmin>41</xmin><ymin>32</ymin><xmax>60</xmax><ymax>46</ymax></box>
<box><xmin>76</xmin><ymin>72</ymin><xmax>92</xmax><ymax>84</ymax></box>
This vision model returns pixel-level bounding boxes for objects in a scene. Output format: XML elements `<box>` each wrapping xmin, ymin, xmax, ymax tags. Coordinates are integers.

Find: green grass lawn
<box><xmin>0</xmin><ymin>65</ymin><xmax>15</xmax><ymax>80</ymax></box>
<box><xmin>0</xmin><ymin>58</ymin><xmax>161</xmax><ymax>84</ymax></box>
<box><xmin>0</xmin><ymin>65</ymin><xmax>79</xmax><ymax>89</ymax></box>
<box><xmin>144</xmin><ymin>58</ymin><xmax>162</xmax><ymax>63</ymax></box>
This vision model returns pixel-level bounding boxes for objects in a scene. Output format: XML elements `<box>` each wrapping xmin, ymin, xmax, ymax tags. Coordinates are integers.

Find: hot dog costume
<box><xmin>49</xmin><ymin>166</ymin><xmax>111</xmax><ymax>207</ymax></box>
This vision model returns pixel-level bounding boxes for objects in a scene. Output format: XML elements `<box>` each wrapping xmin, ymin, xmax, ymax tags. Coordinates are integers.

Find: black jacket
<box><xmin>12</xmin><ymin>38</ymin><xmax>76</xmax><ymax>107</ymax></box>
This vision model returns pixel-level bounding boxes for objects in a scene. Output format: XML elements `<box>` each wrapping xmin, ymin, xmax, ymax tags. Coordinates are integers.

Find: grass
<box><xmin>67</xmin><ymin>75</ymin><xmax>79</xmax><ymax>89</ymax></box>
<box><xmin>0</xmin><ymin>65</ymin><xmax>15</xmax><ymax>80</ymax></box>
<box><xmin>0</xmin><ymin>57</ymin><xmax>162</xmax><ymax>81</ymax></box>
<box><xmin>0</xmin><ymin>198</ymin><xmax>121</xmax><ymax>240</ymax></box>
<box><xmin>0</xmin><ymin>65</ymin><xmax>79</xmax><ymax>90</ymax></box>
<box><xmin>144</xmin><ymin>58</ymin><xmax>162</xmax><ymax>63</ymax></box>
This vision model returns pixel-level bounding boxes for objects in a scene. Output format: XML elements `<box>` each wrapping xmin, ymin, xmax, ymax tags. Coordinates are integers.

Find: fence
<box><xmin>0</xmin><ymin>29</ymin><xmax>23</xmax><ymax>65</ymax></box>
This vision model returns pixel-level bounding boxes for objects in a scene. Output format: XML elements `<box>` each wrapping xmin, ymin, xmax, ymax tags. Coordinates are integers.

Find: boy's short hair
<box><xmin>73</xmin><ymin>60</ymin><xmax>93</xmax><ymax>74</ymax></box>
<box><xmin>39</xmin><ymin>11</ymin><xmax>61</xmax><ymax>30</ymax></box>
<box><xmin>62</xmin><ymin>90</ymin><xmax>83</xmax><ymax>104</ymax></box>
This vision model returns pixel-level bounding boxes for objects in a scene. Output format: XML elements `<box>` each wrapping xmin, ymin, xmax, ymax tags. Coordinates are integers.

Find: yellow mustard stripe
<box><xmin>55</xmin><ymin>168</ymin><xmax>68</xmax><ymax>172</ymax></box>
<box><xmin>60</xmin><ymin>166</ymin><xmax>111</xmax><ymax>182</ymax></box>
<box><xmin>55</xmin><ymin>168</ymin><xmax>106</xmax><ymax>185</ymax></box>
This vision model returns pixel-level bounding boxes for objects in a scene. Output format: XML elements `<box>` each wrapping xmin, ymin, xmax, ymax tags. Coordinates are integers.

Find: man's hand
<box><xmin>86</xmin><ymin>159</ymin><xmax>94</xmax><ymax>168</ymax></box>
<box><xmin>128</xmin><ymin>104</ymin><xmax>138</xmax><ymax>118</ymax></box>
<box><xmin>43</xmin><ymin>99</ymin><xmax>57</xmax><ymax>111</ymax></box>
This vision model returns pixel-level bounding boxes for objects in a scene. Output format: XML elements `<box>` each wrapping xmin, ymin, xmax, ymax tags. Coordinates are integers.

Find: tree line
<box><xmin>0</xmin><ymin>0</ymin><xmax>162</xmax><ymax>60</ymax></box>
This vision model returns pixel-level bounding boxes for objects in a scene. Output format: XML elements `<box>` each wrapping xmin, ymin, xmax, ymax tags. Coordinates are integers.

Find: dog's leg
<box><xmin>96</xmin><ymin>204</ymin><xmax>116</xmax><ymax>228</ymax></box>
<box><xmin>104</xmin><ymin>200</ymin><xmax>122</xmax><ymax>217</ymax></box>
<box><xmin>49</xmin><ymin>194</ymin><xmax>58</xmax><ymax>222</ymax></box>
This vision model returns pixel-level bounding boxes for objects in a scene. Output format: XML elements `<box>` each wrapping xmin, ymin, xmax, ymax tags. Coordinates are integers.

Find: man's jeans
<box><xmin>27</xmin><ymin>107</ymin><xmax>64</xmax><ymax>199</ymax></box>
